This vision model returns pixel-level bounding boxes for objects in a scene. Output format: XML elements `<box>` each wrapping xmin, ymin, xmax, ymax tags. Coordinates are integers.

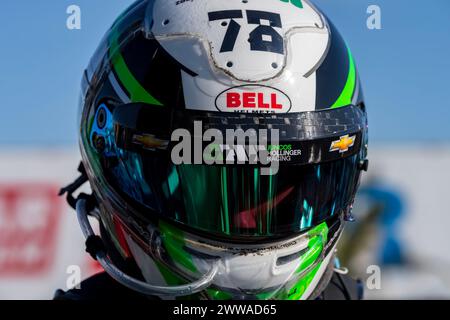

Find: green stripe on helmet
<box><xmin>109</xmin><ymin>28</ymin><xmax>163</xmax><ymax>106</ymax></box>
<box><xmin>297</xmin><ymin>221</ymin><xmax>328</xmax><ymax>272</ymax></box>
<box><xmin>159</xmin><ymin>221</ymin><xmax>197</xmax><ymax>273</ymax></box>
<box><xmin>331</xmin><ymin>46</ymin><xmax>356</xmax><ymax>109</ymax></box>
<box><xmin>285</xmin><ymin>222</ymin><xmax>328</xmax><ymax>299</ymax></box>
<box><xmin>286</xmin><ymin>262</ymin><xmax>322</xmax><ymax>300</ymax></box>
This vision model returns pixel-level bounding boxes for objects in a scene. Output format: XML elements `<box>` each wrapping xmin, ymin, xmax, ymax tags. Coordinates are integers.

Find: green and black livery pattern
<box><xmin>315</xmin><ymin>20</ymin><xmax>363</xmax><ymax>110</ymax></box>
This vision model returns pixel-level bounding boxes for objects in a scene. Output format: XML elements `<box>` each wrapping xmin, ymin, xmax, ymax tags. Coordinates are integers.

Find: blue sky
<box><xmin>0</xmin><ymin>0</ymin><xmax>449</xmax><ymax>146</ymax></box>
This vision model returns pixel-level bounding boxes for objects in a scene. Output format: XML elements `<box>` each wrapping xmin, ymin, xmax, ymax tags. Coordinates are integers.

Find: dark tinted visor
<box><xmin>106</xmin><ymin>156</ymin><xmax>361</xmax><ymax>238</ymax></box>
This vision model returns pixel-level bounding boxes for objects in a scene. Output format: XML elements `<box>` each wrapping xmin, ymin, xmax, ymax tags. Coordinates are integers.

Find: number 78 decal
<box><xmin>208</xmin><ymin>10</ymin><xmax>284</xmax><ymax>55</ymax></box>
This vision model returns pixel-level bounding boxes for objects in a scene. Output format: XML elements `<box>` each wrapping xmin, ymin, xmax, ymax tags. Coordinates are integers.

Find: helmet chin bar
<box><xmin>75</xmin><ymin>198</ymin><xmax>220</xmax><ymax>297</ymax></box>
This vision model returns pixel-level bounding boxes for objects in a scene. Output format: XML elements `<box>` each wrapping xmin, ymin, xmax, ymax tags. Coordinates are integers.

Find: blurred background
<box><xmin>0</xmin><ymin>0</ymin><xmax>449</xmax><ymax>299</ymax></box>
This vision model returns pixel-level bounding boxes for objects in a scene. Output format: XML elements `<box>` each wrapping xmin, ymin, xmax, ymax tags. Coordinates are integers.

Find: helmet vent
<box><xmin>276</xmin><ymin>247</ymin><xmax>309</xmax><ymax>266</ymax></box>
<box><xmin>182</xmin><ymin>245</ymin><xmax>220</xmax><ymax>261</ymax></box>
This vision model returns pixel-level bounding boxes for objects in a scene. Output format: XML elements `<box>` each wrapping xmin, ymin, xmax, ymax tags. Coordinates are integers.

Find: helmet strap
<box><xmin>59</xmin><ymin>162</ymin><xmax>95</xmax><ymax>209</ymax></box>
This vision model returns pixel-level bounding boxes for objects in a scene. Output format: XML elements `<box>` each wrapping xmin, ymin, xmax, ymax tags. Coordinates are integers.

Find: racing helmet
<box><xmin>75</xmin><ymin>0</ymin><xmax>368</xmax><ymax>300</ymax></box>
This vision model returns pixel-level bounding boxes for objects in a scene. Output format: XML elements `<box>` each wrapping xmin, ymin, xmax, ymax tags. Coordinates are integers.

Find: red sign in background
<box><xmin>0</xmin><ymin>184</ymin><xmax>62</xmax><ymax>277</ymax></box>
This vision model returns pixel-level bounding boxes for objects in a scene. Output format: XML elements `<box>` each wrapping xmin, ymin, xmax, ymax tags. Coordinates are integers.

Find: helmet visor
<box><xmin>88</xmin><ymin>103</ymin><xmax>366</xmax><ymax>240</ymax></box>
<box><xmin>105</xmin><ymin>154</ymin><xmax>361</xmax><ymax>239</ymax></box>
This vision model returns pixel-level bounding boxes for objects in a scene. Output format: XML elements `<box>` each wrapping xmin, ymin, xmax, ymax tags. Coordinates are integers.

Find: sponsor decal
<box><xmin>215</xmin><ymin>85</ymin><xmax>292</xmax><ymax>113</ymax></box>
<box><xmin>202</xmin><ymin>143</ymin><xmax>301</xmax><ymax>164</ymax></box>
<box><xmin>267</xmin><ymin>144</ymin><xmax>302</xmax><ymax>162</ymax></box>
<box><xmin>329</xmin><ymin>135</ymin><xmax>356</xmax><ymax>153</ymax></box>
<box><xmin>171</xmin><ymin>121</ymin><xmax>280</xmax><ymax>175</ymax></box>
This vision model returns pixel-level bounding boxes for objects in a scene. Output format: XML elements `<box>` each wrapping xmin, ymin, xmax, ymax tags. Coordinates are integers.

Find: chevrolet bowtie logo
<box><xmin>330</xmin><ymin>135</ymin><xmax>356</xmax><ymax>153</ymax></box>
<box><xmin>133</xmin><ymin>134</ymin><xmax>169</xmax><ymax>150</ymax></box>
